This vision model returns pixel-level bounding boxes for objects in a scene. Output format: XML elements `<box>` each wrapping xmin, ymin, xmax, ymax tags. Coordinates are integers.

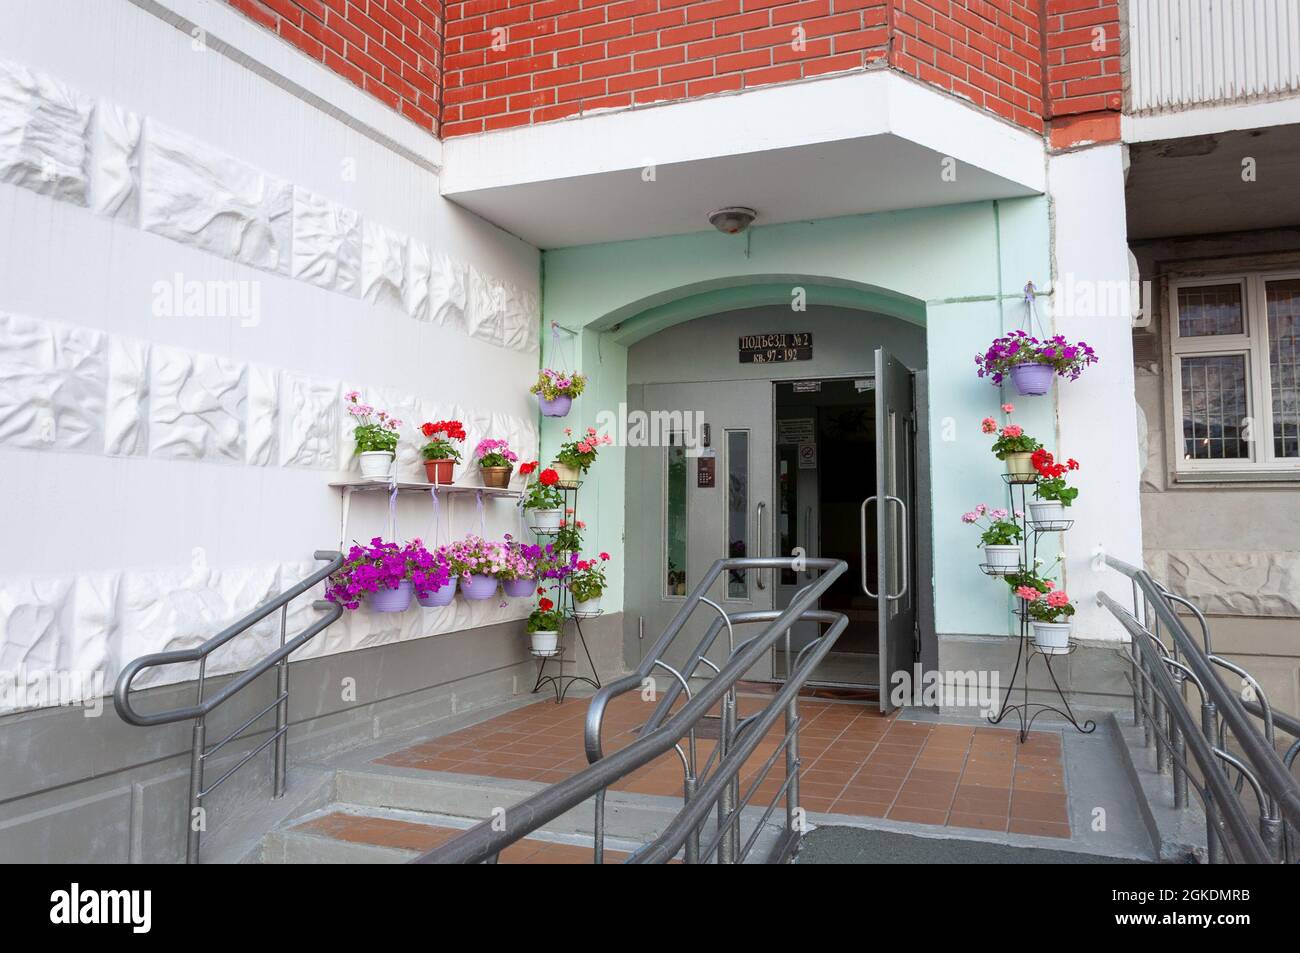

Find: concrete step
<box><xmin>259</xmin><ymin>803</ymin><xmax>650</xmax><ymax>864</ymax></box>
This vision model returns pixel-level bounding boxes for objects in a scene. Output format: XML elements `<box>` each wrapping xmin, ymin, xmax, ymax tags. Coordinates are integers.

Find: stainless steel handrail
<box><xmin>416</xmin><ymin>555</ymin><xmax>847</xmax><ymax>864</ymax></box>
<box><xmin>1100</xmin><ymin>554</ymin><xmax>1300</xmax><ymax>863</ymax></box>
<box><xmin>113</xmin><ymin>549</ymin><xmax>345</xmax><ymax>863</ymax></box>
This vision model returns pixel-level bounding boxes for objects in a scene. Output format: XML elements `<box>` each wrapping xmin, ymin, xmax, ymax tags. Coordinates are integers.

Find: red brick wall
<box><xmin>441</xmin><ymin>0</ymin><xmax>892</xmax><ymax>137</ymax></box>
<box><xmin>227</xmin><ymin>0</ymin><xmax>444</xmax><ymax>133</ymax></box>
<box><xmin>1043</xmin><ymin>0</ymin><xmax>1120</xmax><ymax>145</ymax></box>
<box><xmin>890</xmin><ymin>0</ymin><xmax>1044</xmax><ymax>133</ymax></box>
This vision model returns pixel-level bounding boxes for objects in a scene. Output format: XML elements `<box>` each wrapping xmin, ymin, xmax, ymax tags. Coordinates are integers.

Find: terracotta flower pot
<box><xmin>424</xmin><ymin>458</ymin><xmax>455</xmax><ymax>484</ymax></box>
<box><xmin>480</xmin><ymin>464</ymin><xmax>513</xmax><ymax>488</ymax></box>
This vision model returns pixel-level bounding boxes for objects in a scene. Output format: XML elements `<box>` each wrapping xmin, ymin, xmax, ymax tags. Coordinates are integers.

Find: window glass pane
<box><xmin>726</xmin><ymin>431</ymin><xmax>749</xmax><ymax>598</ymax></box>
<box><xmin>1180</xmin><ymin>355</ymin><xmax>1250</xmax><ymax>460</ymax></box>
<box><xmin>1266</xmin><ymin>278</ymin><xmax>1300</xmax><ymax>459</ymax></box>
<box><xmin>665</xmin><ymin>437</ymin><xmax>688</xmax><ymax>597</ymax></box>
<box><xmin>1178</xmin><ymin>283</ymin><xmax>1244</xmax><ymax>337</ymax></box>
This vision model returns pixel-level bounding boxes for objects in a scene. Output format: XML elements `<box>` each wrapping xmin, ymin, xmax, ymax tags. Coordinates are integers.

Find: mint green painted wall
<box><xmin>540</xmin><ymin>197</ymin><xmax>1052</xmax><ymax>637</ymax></box>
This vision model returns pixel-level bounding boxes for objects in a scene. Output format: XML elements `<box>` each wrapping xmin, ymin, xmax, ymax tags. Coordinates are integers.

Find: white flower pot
<box><xmin>1032</xmin><ymin>621</ymin><xmax>1072</xmax><ymax>651</ymax></box>
<box><xmin>572</xmin><ymin>596</ymin><xmax>602</xmax><ymax>617</ymax></box>
<box><xmin>529</xmin><ymin>630</ymin><xmax>558</xmax><ymax>654</ymax></box>
<box><xmin>358</xmin><ymin>451</ymin><xmax>394</xmax><ymax>480</ymax></box>
<box><xmin>527</xmin><ymin>507</ymin><xmax>564</xmax><ymax>532</ymax></box>
<box><xmin>982</xmin><ymin>544</ymin><xmax>1022</xmax><ymax>571</ymax></box>
<box><xmin>1028</xmin><ymin>500</ymin><xmax>1066</xmax><ymax>526</ymax></box>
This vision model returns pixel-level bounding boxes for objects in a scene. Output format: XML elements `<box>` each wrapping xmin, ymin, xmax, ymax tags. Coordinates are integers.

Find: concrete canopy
<box><xmin>442</xmin><ymin>71</ymin><xmax>1046</xmax><ymax>249</ymax></box>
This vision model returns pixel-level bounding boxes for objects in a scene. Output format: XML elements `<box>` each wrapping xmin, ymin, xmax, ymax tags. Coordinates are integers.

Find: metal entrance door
<box><xmin>624</xmin><ymin>380</ymin><xmax>774</xmax><ymax>680</ymax></box>
<box><xmin>865</xmin><ymin>348</ymin><xmax>917</xmax><ymax>713</ymax></box>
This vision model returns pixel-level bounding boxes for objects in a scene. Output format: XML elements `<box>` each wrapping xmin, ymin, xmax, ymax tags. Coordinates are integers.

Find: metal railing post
<box><xmin>186</xmin><ymin>717</ymin><xmax>206</xmax><ymax>864</ymax></box>
<box><xmin>717</xmin><ymin>689</ymin><xmax>738</xmax><ymax>864</ymax></box>
<box><xmin>274</xmin><ymin>604</ymin><xmax>289</xmax><ymax>799</ymax></box>
<box><xmin>1200</xmin><ymin>699</ymin><xmax>1221</xmax><ymax>863</ymax></box>
<box><xmin>785</xmin><ymin>695</ymin><xmax>800</xmax><ymax>847</ymax></box>
<box><xmin>593</xmin><ymin>788</ymin><xmax>606</xmax><ymax>865</ymax></box>
<box><xmin>683</xmin><ymin>776</ymin><xmax>699</xmax><ymax>864</ymax></box>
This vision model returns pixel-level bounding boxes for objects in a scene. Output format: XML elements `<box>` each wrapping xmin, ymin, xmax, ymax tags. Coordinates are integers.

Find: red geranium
<box><xmin>539</xmin><ymin>468</ymin><xmax>560</xmax><ymax>486</ymax></box>
<box><xmin>538</xmin><ymin>597</ymin><xmax>554</xmax><ymax>612</ymax></box>
<box><xmin>519</xmin><ymin>460</ymin><xmax>538</xmax><ymax>476</ymax></box>
<box><xmin>420</xmin><ymin>421</ymin><xmax>436</xmax><ymax>438</ymax></box>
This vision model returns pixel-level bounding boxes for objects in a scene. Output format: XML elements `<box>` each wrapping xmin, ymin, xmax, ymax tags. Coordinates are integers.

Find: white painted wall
<box><xmin>0</xmin><ymin>0</ymin><xmax>542</xmax><ymax>706</ymax></box>
<box><xmin>1048</xmin><ymin>144</ymin><xmax>1143</xmax><ymax>641</ymax></box>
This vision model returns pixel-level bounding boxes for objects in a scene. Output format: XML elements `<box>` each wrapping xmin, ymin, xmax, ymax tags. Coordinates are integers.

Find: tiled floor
<box><xmin>293</xmin><ymin>812</ymin><xmax>629</xmax><ymax>863</ymax></box>
<box><xmin>376</xmin><ymin>694</ymin><xmax>1071</xmax><ymax>838</ymax></box>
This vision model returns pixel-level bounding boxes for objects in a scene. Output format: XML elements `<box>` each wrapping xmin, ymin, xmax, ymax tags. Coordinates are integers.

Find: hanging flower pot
<box><xmin>538</xmin><ymin>394</ymin><xmax>572</xmax><ymax>417</ymax></box>
<box><xmin>530</xmin><ymin>369</ymin><xmax>586</xmax><ymax>418</ymax></box>
<box><xmin>1009</xmin><ymin>362</ymin><xmax>1054</xmax><ymax>396</ymax></box>
<box><xmin>370</xmin><ymin>580</ymin><xmax>413</xmax><ymax>613</ymax></box>
<box><xmin>974</xmin><ymin>331</ymin><xmax>1099</xmax><ymax>395</ymax></box>
<box><xmin>417</xmin><ymin>576</ymin><xmax>457</xmax><ymax>608</ymax></box>
<box><xmin>359</xmin><ymin>450</ymin><xmax>395</xmax><ymax>481</ymax></box>
<box><xmin>461</xmin><ymin>573</ymin><xmax>499</xmax><ymax>600</ymax></box>
<box><xmin>502</xmin><ymin>576</ymin><xmax>537</xmax><ymax>598</ymax></box>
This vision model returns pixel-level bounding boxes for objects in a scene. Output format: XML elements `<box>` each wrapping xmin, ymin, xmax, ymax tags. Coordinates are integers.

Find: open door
<box><xmin>870</xmin><ymin>348</ymin><xmax>916</xmax><ymax>713</ymax></box>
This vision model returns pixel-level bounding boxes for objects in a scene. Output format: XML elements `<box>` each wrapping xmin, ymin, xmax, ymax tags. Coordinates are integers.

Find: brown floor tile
<box><xmin>947</xmin><ymin>812</ymin><xmax>1009</xmax><ymax>832</ymax></box>
<box><xmin>1008</xmin><ymin>818</ymin><xmax>1071</xmax><ymax>839</ymax></box>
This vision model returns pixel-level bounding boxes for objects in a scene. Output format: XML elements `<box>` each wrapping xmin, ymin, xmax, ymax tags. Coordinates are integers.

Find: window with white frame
<box><xmin>1170</xmin><ymin>273</ymin><xmax>1300</xmax><ymax>472</ymax></box>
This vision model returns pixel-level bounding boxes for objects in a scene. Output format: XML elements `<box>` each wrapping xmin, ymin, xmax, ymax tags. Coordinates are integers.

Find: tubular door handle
<box><xmin>755</xmin><ymin>501</ymin><xmax>766</xmax><ymax>590</ymax></box>
<box><xmin>860</xmin><ymin>496</ymin><xmax>877</xmax><ymax>598</ymax></box>
<box><xmin>886</xmin><ymin>495</ymin><xmax>908</xmax><ymax>601</ymax></box>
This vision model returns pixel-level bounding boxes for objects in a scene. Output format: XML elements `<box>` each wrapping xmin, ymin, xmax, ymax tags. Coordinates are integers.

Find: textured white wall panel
<box><xmin>147</xmin><ymin>345</ymin><xmax>247</xmax><ymax>462</ymax></box>
<box><xmin>139</xmin><ymin>120</ymin><xmax>294</xmax><ymax>274</ymax></box>
<box><xmin>245</xmin><ymin>365</ymin><xmax>279</xmax><ymax>466</ymax></box>
<box><xmin>0</xmin><ymin>59</ymin><xmax>91</xmax><ymax>204</ymax></box>
<box><xmin>279</xmin><ymin>372</ymin><xmax>339</xmax><ymax>469</ymax></box>
<box><xmin>0</xmin><ymin>312</ymin><xmax>106</xmax><ymax>451</ymax></box>
<box><xmin>361</xmin><ymin>219</ymin><xmax>407</xmax><ymax>307</ymax></box>
<box><xmin>103</xmin><ymin>336</ymin><xmax>149</xmax><ymax>456</ymax></box>
<box><xmin>291</xmin><ymin>187</ymin><xmax>360</xmax><ymax>294</ymax></box>
<box><xmin>89</xmin><ymin>99</ymin><xmax>141</xmax><ymax>221</ymax></box>
<box><xmin>0</xmin><ymin>1</ymin><xmax>543</xmax><ymax>709</ymax></box>
<box><xmin>428</xmin><ymin>251</ymin><xmax>468</xmax><ymax>332</ymax></box>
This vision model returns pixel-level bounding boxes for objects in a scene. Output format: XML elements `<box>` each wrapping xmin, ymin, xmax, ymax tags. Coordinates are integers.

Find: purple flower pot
<box><xmin>417</xmin><ymin>577</ymin><xmax>458</xmax><ymax>608</ymax></box>
<box><xmin>502</xmin><ymin>577</ymin><xmax>537</xmax><ymax>598</ymax></box>
<box><xmin>370</xmin><ymin>580</ymin><xmax>413</xmax><ymax>613</ymax></box>
<box><xmin>1009</xmin><ymin>362</ymin><xmax>1054</xmax><ymax>396</ymax></box>
<box><xmin>538</xmin><ymin>394</ymin><xmax>572</xmax><ymax>417</ymax></box>
<box><xmin>461</xmin><ymin>573</ymin><xmax>499</xmax><ymax>601</ymax></box>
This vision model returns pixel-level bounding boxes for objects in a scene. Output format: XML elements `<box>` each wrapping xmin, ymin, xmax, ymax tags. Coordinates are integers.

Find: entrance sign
<box><xmin>738</xmin><ymin>332</ymin><xmax>813</xmax><ymax>364</ymax></box>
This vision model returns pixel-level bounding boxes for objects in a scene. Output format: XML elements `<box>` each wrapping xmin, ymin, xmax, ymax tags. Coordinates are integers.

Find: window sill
<box><xmin>1172</xmin><ymin>469</ymin><xmax>1300</xmax><ymax>486</ymax></box>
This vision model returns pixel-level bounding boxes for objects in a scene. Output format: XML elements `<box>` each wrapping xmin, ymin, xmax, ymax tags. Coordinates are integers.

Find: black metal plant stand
<box><xmin>529</xmin><ymin>475</ymin><xmax>603</xmax><ymax>703</ymax></box>
<box><xmin>982</xmin><ymin>474</ymin><xmax>1096</xmax><ymax>742</ymax></box>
